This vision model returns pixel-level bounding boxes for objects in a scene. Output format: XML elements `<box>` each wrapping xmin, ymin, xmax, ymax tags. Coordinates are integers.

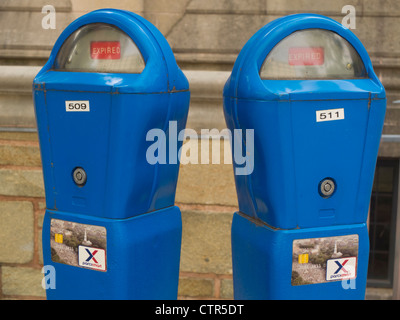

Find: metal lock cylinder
<box><xmin>72</xmin><ymin>167</ymin><xmax>87</xmax><ymax>186</ymax></box>
<box><xmin>319</xmin><ymin>178</ymin><xmax>335</xmax><ymax>198</ymax></box>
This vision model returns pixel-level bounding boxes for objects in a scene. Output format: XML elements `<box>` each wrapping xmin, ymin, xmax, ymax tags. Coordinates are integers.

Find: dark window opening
<box><xmin>367</xmin><ymin>158</ymin><xmax>398</xmax><ymax>288</ymax></box>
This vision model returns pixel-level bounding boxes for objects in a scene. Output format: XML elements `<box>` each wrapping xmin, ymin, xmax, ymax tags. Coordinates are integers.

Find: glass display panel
<box><xmin>260</xmin><ymin>29</ymin><xmax>366</xmax><ymax>79</ymax></box>
<box><xmin>55</xmin><ymin>23</ymin><xmax>145</xmax><ymax>73</ymax></box>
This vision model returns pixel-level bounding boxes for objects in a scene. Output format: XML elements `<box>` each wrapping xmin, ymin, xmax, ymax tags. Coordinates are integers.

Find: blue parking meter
<box><xmin>224</xmin><ymin>14</ymin><xmax>386</xmax><ymax>299</ymax></box>
<box><xmin>33</xmin><ymin>9</ymin><xmax>190</xmax><ymax>299</ymax></box>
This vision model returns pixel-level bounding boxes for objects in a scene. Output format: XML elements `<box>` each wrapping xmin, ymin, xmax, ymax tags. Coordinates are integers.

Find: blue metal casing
<box><xmin>224</xmin><ymin>13</ymin><xmax>386</xmax><ymax>229</ymax></box>
<box><xmin>231</xmin><ymin>213</ymin><xmax>369</xmax><ymax>300</ymax></box>
<box><xmin>42</xmin><ymin>206</ymin><xmax>182</xmax><ymax>300</ymax></box>
<box><xmin>34</xmin><ymin>9</ymin><xmax>190</xmax><ymax>219</ymax></box>
<box><xmin>224</xmin><ymin>14</ymin><xmax>386</xmax><ymax>299</ymax></box>
<box><xmin>33</xmin><ymin>9</ymin><xmax>190</xmax><ymax>299</ymax></box>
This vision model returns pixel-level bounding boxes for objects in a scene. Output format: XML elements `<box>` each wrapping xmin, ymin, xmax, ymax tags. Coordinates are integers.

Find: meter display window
<box><xmin>55</xmin><ymin>23</ymin><xmax>145</xmax><ymax>73</ymax></box>
<box><xmin>260</xmin><ymin>29</ymin><xmax>366</xmax><ymax>79</ymax></box>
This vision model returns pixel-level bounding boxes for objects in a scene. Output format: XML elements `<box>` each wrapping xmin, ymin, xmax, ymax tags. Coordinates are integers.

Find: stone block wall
<box><xmin>0</xmin><ymin>131</ymin><xmax>46</xmax><ymax>299</ymax></box>
<box><xmin>0</xmin><ymin>130</ymin><xmax>238</xmax><ymax>299</ymax></box>
<box><xmin>1</xmin><ymin>0</ymin><xmax>400</xmax><ymax>300</ymax></box>
<box><xmin>0</xmin><ymin>66</ymin><xmax>237</xmax><ymax>299</ymax></box>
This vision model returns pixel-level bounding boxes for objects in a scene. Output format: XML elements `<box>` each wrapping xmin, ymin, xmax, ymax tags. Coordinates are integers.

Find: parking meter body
<box><xmin>33</xmin><ymin>9</ymin><xmax>190</xmax><ymax>299</ymax></box>
<box><xmin>223</xmin><ymin>14</ymin><xmax>386</xmax><ymax>299</ymax></box>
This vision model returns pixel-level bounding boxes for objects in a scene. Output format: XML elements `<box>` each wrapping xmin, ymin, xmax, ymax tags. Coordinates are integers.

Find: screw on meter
<box><xmin>73</xmin><ymin>167</ymin><xmax>87</xmax><ymax>186</ymax></box>
<box><xmin>319</xmin><ymin>178</ymin><xmax>335</xmax><ymax>198</ymax></box>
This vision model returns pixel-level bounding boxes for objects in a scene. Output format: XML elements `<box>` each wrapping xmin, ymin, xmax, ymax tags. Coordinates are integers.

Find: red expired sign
<box><xmin>288</xmin><ymin>47</ymin><xmax>324</xmax><ymax>66</ymax></box>
<box><xmin>90</xmin><ymin>41</ymin><xmax>121</xmax><ymax>60</ymax></box>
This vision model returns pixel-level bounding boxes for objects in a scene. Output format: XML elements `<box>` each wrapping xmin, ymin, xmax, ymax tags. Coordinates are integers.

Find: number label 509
<box><xmin>316</xmin><ymin>108</ymin><xmax>344</xmax><ymax>122</ymax></box>
<box><xmin>65</xmin><ymin>101</ymin><xmax>90</xmax><ymax>112</ymax></box>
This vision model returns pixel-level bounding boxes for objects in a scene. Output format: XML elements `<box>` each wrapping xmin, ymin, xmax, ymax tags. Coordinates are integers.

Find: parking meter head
<box><xmin>33</xmin><ymin>9</ymin><xmax>190</xmax><ymax>219</ymax></box>
<box><xmin>223</xmin><ymin>14</ymin><xmax>386</xmax><ymax>229</ymax></box>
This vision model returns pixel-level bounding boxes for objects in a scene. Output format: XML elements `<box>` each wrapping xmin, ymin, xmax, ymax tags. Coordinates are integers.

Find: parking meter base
<box><xmin>42</xmin><ymin>206</ymin><xmax>182</xmax><ymax>300</ymax></box>
<box><xmin>231</xmin><ymin>212</ymin><xmax>369</xmax><ymax>300</ymax></box>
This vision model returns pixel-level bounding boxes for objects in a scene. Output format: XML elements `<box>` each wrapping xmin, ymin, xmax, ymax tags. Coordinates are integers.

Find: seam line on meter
<box><xmin>237</xmin><ymin>212</ymin><xmax>283</xmax><ymax>231</ymax></box>
<box><xmin>44</xmin><ymin>89</ymin><xmax>190</xmax><ymax>94</ymax></box>
<box><xmin>223</xmin><ymin>97</ymin><xmax>373</xmax><ymax>102</ymax></box>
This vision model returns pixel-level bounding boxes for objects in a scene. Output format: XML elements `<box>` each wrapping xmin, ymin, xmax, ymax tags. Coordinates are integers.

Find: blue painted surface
<box><xmin>33</xmin><ymin>9</ymin><xmax>189</xmax><ymax>299</ymax></box>
<box><xmin>224</xmin><ymin>14</ymin><xmax>386</xmax><ymax>299</ymax></box>
<box><xmin>224</xmin><ymin>14</ymin><xmax>386</xmax><ymax>229</ymax></box>
<box><xmin>43</xmin><ymin>206</ymin><xmax>182</xmax><ymax>300</ymax></box>
<box><xmin>231</xmin><ymin>213</ymin><xmax>369</xmax><ymax>300</ymax></box>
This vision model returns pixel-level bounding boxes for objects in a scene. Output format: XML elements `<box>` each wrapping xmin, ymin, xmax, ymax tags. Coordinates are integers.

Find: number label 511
<box><xmin>316</xmin><ymin>108</ymin><xmax>344</xmax><ymax>122</ymax></box>
<box><xmin>65</xmin><ymin>100</ymin><xmax>90</xmax><ymax>112</ymax></box>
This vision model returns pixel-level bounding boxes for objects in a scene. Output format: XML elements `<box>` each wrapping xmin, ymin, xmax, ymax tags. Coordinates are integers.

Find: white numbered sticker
<box><xmin>316</xmin><ymin>108</ymin><xmax>344</xmax><ymax>122</ymax></box>
<box><xmin>65</xmin><ymin>100</ymin><xmax>90</xmax><ymax>112</ymax></box>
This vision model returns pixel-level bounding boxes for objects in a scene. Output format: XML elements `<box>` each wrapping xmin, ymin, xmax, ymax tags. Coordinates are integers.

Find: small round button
<box><xmin>72</xmin><ymin>167</ymin><xmax>87</xmax><ymax>186</ymax></box>
<box><xmin>319</xmin><ymin>178</ymin><xmax>335</xmax><ymax>198</ymax></box>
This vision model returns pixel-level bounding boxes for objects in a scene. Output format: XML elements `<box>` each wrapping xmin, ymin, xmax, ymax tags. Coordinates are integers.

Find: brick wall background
<box><xmin>0</xmin><ymin>131</ymin><xmax>237</xmax><ymax>299</ymax></box>
<box><xmin>1</xmin><ymin>0</ymin><xmax>400</xmax><ymax>300</ymax></box>
<box><xmin>0</xmin><ymin>131</ymin><xmax>46</xmax><ymax>299</ymax></box>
